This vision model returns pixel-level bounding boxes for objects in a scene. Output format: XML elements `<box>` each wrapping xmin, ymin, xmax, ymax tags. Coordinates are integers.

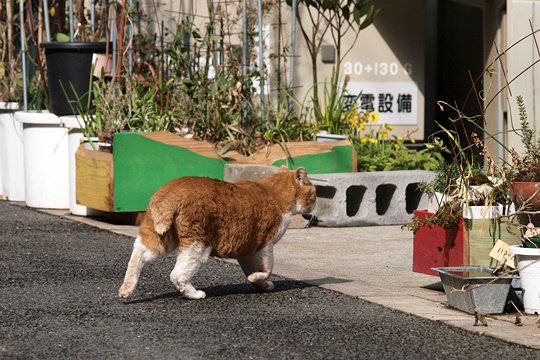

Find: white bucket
<box><xmin>0</xmin><ymin>111</ymin><xmax>25</xmax><ymax>201</ymax></box>
<box><xmin>15</xmin><ymin>111</ymin><xmax>69</xmax><ymax>209</ymax></box>
<box><xmin>510</xmin><ymin>245</ymin><xmax>540</xmax><ymax>314</ymax></box>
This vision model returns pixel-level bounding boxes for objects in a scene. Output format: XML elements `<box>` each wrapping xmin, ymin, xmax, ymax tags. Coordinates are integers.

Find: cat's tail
<box><xmin>148</xmin><ymin>202</ymin><xmax>175</xmax><ymax>235</ymax></box>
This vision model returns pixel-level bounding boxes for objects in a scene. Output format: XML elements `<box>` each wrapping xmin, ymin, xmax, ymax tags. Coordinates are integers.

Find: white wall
<box><xmin>506</xmin><ymin>0</ymin><xmax>540</xmax><ymax>156</ymax></box>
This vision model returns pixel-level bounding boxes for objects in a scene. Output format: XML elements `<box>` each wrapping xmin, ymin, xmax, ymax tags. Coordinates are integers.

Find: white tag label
<box><xmin>92</xmin><ymin>53</ymin><xmax>112</xmax><ymax>77</ymax></box>
<box><xmin>489</xmin><ymin>240</ymin><xmax>516</xmax><ymax>269</ymax></box>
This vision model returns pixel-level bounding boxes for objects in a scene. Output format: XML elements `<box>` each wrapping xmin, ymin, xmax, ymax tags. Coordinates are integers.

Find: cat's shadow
<box><xmin>123</xmin><ymin>278</ymin><xmax>343</xmax><ymax>304</ymax></box>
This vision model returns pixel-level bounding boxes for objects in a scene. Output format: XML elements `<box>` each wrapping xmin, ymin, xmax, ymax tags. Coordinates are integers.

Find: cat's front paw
<box><xmin>119</xmin><ymin>282</ymin><xmax>135</xmax><ymax>298</ymax></box>
<box><xmin>183</xmin><ymin>289</ymin><xmax>206</xmax><ymax>300</ymax></box>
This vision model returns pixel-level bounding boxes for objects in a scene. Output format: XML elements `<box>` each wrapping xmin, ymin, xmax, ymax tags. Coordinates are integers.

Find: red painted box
<box><xmin>412</xmin><ymin>210</ymin><xmax>464</xmax><ymax>276</ymax></box>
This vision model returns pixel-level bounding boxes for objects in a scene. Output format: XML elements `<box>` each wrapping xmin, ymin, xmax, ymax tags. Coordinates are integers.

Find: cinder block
<box><xmin>310</xmin><ymin>171</ymin><xmax>435</xmax><ymax>226</ymax></box>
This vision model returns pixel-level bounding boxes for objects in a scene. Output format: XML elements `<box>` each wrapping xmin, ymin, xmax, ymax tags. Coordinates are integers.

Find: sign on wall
<box><xmin>345</xmin><ymin>81</ymin><xmax>419</xmax><ymax>125</ymax></box>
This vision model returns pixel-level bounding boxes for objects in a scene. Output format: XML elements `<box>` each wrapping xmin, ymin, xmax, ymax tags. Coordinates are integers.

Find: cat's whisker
<box><xmin>305</xmin><ymin>214</ymin><xmax>318</xmax><ymax>228</ymax></box>
<box><xmin>308</xmin><ymin>177</ymin><xmax>328</xmax><ymax>184</ymax></box>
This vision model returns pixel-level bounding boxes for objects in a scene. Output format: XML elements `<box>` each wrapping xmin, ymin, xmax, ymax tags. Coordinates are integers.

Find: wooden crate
<box><xmin>412</xmin><ymin>210</ymin><xmax>464</xmax><ymax>276</ymax></box>
<box><xmin>75</xmin><ymin>132</ymin><xmax>356</xmax><ymax>213</ymax></box>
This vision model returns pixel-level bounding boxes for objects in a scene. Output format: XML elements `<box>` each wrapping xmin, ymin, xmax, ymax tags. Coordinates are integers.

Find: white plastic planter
<box><xmin>510</xmin><ymin>245</ymin><xmax>540</xmax><ymax>314</ymax></box>
<box><xmin>462</xmin><ymin>204</ymin><xmax>503</xmax><ymax>219</ymax></box>
<box><xmin>315</xmin><ymin>132</ymin><xmax>348</xmax><ymax>142</ymax></box>
<box><xmin>0</xmin><ymin>105</ymin><xmax>25</xmax><ymax>201</ymax></box>
<box><xmin>15</xmin><ymin>111</ymin><xmax>69</xmax><ymax>209</ymax></box>
<box><xmin>427</xmin><ymin>192</ymin><xmax>446</xmax><ymax>213</ymax></box>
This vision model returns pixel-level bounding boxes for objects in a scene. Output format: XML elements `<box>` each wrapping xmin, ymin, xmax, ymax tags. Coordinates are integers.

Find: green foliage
<box><xmin>347</xmin><ymin>110</ymin><xmax>446</xmax><ymax>172</ymax></box>
<box><xmin>355</xmin><ymin>141</ymin><xmax>444</xmax><ymax>172</ymax></box>
<box><xmin>27</xmin><ymin>75</ymin><xmax>47</xmax><ymax>110</ymax></box>
<box><xmin>313</xmin><ymin>72</ymin><xmax>360</xmax><ymax>135</ymax></box>
<box><xmin>290</xmin><ymin>0</ymin><xmax>378</xmax><ymax>30</ymax></box>
<box><xmin>512</xmin><ymin>95</ymin><xmax>540</xmax><ymax>182</ymax></box>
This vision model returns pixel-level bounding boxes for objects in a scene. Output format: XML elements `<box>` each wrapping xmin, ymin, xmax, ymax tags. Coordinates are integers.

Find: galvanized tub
<box><xmin>432</xmin><ymin>266</ymin><xmax>517</xmax><ymax>314</ymax></box>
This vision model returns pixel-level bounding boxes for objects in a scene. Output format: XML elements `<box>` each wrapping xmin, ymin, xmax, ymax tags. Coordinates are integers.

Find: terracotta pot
<box><xmin>510</xmin><ymin>182</ymin><xmax>540</xmax><ymax>209</ymax></box>
<box><xmin>510</xmin><ymin>181</ymin><xmax>540</xmax><ymax>226</ymax></box>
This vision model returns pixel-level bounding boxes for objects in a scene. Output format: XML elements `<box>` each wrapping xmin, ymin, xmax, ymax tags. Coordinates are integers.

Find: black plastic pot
<box><xmin>40</xmin><ymin>42</ymin><xmax>109</xmax><ymax>116</ymax></box>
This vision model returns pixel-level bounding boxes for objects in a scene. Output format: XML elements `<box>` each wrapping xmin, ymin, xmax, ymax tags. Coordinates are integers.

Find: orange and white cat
<box><xmin>119</xmin><ymin>167</ymin><xmax>316</xmax><ymax>299</ymax></box>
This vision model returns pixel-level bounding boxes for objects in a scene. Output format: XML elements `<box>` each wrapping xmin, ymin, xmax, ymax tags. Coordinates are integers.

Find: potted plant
<box><xmin>39</xmin><ymin>0</ymin><xmax>113</xmax><ymax>116</ymax></box>
<box><xmin>506</xmin><ymin>96</ymin><xmax>540</xmax><ymax>226</ymax></box>
<box><xmin>407</xmin><ymin>120</ymin><xmax>518</xmax><ymax>274</ymax></box>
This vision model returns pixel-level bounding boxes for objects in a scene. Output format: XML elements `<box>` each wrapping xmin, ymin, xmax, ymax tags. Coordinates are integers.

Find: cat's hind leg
<box><xmin>170</xmin><ymin>242</ymin><xmax>212</xmax><ymax>299</ymax></box>
<box><xmin>119</xmin><ymin>236</ymin><xmax>158</xmax><ymax>298</ymax></box>
<box><xmin>238</xmin><ymin>245</ymin><xmax>275</xmax><ymax>291</ymax></box>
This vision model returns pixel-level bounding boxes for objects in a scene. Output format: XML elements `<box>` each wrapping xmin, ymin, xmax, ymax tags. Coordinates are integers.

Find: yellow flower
<box><xmin>372</xmin><ymin>112</ymin><xmax>381</xmax><ymax>123</ymax></box>
<box><xmin>362</xmin><ymin>113</ymin><xmax>370</xmax><ymax>123</ymax></box>
<box><xmin>410</xmin><ymin>138</ymin><xmax>416</xmax><ymax>144</ymax></box>
<box><xmin>386</xmin><ymin>124</ymin><xmax>394</xmax><ymax>131</ymax></box>
<box><xmin>360</xmin><ymin>137</ymin><xmax>368</xmax><ymax>144</ymax></box>
<box><xmin>396</xmin><ymin>136</ymin><xmax>403</xmax><ymax>142</ymax></box>
<box><xmin>380</xmin><ymin>130</ymin><xmax>388</xmax><ymax>138</ymax></box>
<box><xmin>369</xmin><ymin>138</ymin><xmax>377</xmax><ymax>144</ymax></box>
<box><xmin>359</xmin><ymin>122</ymin><xmax>365</xmax><ymax>131</ymax></box>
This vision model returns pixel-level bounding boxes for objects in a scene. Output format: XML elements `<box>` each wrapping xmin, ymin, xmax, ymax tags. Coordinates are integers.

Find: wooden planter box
<box><xmin>412</xmin><ymin>210</ymin><xmax>464</xmax><ymax>276</ymax></box>
<box><xmin>75</xmin><ymin>131</ymin><xmax>356</xmax><ymax>213</ymax></box>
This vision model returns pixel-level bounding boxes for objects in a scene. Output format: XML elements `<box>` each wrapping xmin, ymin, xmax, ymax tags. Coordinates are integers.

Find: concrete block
<box><xmin>310</xmin><ymin>171</ymin><xmax>435</xmax><ymax>227</ymax></box>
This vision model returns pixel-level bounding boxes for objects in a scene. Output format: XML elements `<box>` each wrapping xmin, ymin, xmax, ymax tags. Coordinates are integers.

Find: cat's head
<box><xmin>291</xmin><ymin>167</ymin><xmax>317</xmax><ymax>215</ymax></box>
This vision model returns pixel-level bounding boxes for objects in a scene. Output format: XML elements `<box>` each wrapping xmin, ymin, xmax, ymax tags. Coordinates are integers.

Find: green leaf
<box><xmin>55</xmin><ymin>33</ymin><xmax>70</xmax><ymax>42</ymax></box>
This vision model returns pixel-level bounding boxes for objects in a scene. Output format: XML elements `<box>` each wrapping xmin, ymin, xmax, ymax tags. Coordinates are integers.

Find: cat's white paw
<box><xmin>247</xmin><ymin>272</ymin><xmax>269</xmax><ymax>284</ymax></box>
<box><xmin>119</xmin><ymin>282</ymin><xmax>135</xmax><ymax>298</ymax></box>
<box><xmin>183</xmin><ymin>289</ymin><xmax>206</xmax><ymax>300</ymax></box>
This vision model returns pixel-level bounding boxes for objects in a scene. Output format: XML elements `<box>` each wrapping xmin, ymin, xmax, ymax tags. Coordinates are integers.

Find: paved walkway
<box><xmin>41</xmin><ymin>207</ymin><xmax>540</xmax><ymax>350</ymax></box>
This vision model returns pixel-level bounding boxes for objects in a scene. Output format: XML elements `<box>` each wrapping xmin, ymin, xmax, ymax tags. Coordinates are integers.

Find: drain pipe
<box><xmin>42</xmin><ymin>0</ymin><xmax>51</xmax><ymax>42</ymax></box>
<box><xmin>19</xmin><ymin>0</ymin><xmax>28</xmax><ymax>111</ymax></box>
<box><xmin>69</xmin><ymin>0</ymin><xmax>74</xmax><ymax>41</ymax></box>
<box><xmin>91</xmin><ymin>0</ymin><xmax>95</xmax><ymax>38</ymax></box>
<box><xmin>242</xmin><ymin>0</ymin><xmax>249</xmax><ymax>74</ymax></box>
<box><xmin>289</xmin><ymin>0</ymin><xmax>297</xmax><ymax>92</ymax></box>
<box><xmin>289</xmin><ymin>0</ymin><xmax>297</xmax><ymax>109</ymax></box>
<box><xmin>127</xmin><ymin>0</ymin><xmax>133</xmax><ymax>76</ymax></box>
<box><xmin>257</xmin><ymin>0</ymin><xmax>265</xmax><ymax>106</ymax></box>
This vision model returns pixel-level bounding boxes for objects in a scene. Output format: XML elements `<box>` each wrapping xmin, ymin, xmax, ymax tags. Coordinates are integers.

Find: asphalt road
<box><xmin>1</xmin><ymin>201</ymin><xmax>539</xmax><ymax>359</ymax></box>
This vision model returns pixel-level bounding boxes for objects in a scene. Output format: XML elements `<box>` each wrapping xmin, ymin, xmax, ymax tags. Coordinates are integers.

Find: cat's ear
<box><xmin>295</xmin><ymin>167</ymin><xmax>308</xmax><ymax>184</ymax></box>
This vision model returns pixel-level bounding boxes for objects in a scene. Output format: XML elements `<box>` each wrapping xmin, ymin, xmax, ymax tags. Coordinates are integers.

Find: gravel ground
<box><xmin>1</xmin><ymin>201</ymin><xmax>539</xmax><ymax>359</ymax></box>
